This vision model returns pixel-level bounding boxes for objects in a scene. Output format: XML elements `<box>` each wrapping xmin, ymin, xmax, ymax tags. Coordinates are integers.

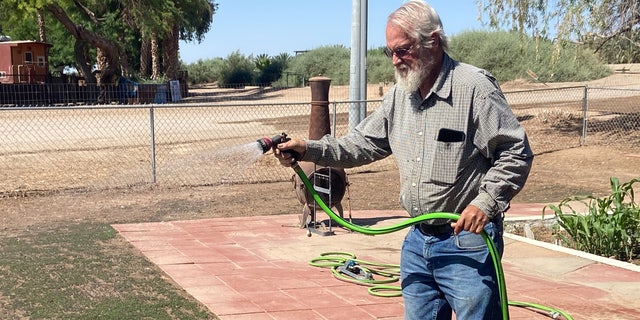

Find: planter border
<box><xmin>504</xmin><ymin>232</ymin><xmax>640</xmax><ymax>272</ymax></box>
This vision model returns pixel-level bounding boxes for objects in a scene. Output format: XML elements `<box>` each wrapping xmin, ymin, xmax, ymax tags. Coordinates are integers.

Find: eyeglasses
<box><xmin>383</xmin><ymin>43</ymin><xmax>419</xmax><ymax>58</ymax></box>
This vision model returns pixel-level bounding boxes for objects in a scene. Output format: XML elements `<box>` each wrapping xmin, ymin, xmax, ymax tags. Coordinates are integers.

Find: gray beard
<box><xmin>394</xmin><ymin>60</ymin><xmax>435</xmax><ymax>94</ymax></box>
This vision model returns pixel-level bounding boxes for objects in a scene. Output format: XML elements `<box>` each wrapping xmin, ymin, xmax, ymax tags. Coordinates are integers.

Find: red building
<box><xmin>0</xmin><ymin>40</ymin><xmax>52</xmax><ymax>84</ymax></box>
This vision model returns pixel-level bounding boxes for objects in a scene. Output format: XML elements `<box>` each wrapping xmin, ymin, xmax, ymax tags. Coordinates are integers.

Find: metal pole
<box><xmin>358</xmin><ymin>0</ymin><xmax>368</xmax><ymax>122</ymax></box>
<box><xmin>580</xmin><ymin>86</ymin><xmax>588</xmax><ymax>145</ymax></box>
<box><xmin>349</xmin><ymin>0</ymin><xmax>363</xmax><ymax>131</ymax></box>
<box><xmin>331</xmin><ymin>101</ymin><xmax>337</xmax><ymax>137</ymax></box>
<box><xmin>149</xmin><ymin>107</ymin><xmax>157</xmax><ymax>183</ymax></box>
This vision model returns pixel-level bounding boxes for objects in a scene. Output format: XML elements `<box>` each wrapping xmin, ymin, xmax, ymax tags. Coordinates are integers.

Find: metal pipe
<box><xmin>149</xmin><ymin>107</ymin><xmax>157</xmax><ymax>183</ymax></box>
<box><xmin>349</xmin><ymin>0</ymin><xmax>364</xmax><ymax>131</ymax></box>
<box><xmin>581</xmin><ymin>85</ymin><xmax>588</xmax><ymax>145</ymax></box>
<box><xmin>358</xmin><ymin>0</ymin><xmax>368</xmax><ymax>122</ymax></box>
<box><xmin>308</xmin><ymin>76</ymin><xmax>332</xmax><ymax>140</ymax></box>
<box><xmin>298</xmin><ymin>77</ymin><xmax>348</xmax><ymax>234</ymax></box>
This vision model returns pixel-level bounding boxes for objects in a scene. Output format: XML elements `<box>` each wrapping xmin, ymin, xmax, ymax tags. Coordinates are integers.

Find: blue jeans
<box><xmin>400</xmin><ymin>219</ymin><xmax>504</xmax><ymax>320</ymax></box>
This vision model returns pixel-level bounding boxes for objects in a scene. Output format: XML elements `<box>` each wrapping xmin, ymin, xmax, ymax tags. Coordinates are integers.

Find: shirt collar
<box><xmin>407</xmin><ymin>52</ymin><xmax>455</xmax><ymax>103</ymax></box>
<box><xmin>431</xmin><ymin>52</ymin><xmax>454</xmax><ymax>100</ymax></box>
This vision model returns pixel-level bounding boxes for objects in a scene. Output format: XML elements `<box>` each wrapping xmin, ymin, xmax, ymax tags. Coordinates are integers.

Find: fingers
<box><xmin>273</xmin><ymin>138</ymin><xmax>306</xmax><ymax>167</ymax></box>
<box><xmin>275</xmin><ymin>149</ymin><xmax>296</xmax><ymax>166</ymax></box>
<box><xmin>451</xmin><ymin>205</ymin><xmax>489</xmax><ymax>234</ymax></box>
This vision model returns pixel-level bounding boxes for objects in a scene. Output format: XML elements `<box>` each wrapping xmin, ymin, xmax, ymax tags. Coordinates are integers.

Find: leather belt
<box><xmin>416</xmin><ymin>223</ymin><xmax>453</xmax><ymax>236</ymax></box>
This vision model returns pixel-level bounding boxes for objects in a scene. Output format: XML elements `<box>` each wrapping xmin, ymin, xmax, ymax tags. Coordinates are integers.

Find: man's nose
<box><xmin>392</xmin><ymin>54</ymin><xmax>404</xmax><ymax>67</ymax></box>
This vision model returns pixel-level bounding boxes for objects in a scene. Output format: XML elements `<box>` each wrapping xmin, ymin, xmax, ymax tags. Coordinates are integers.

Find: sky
<box><xmin>179</xmin><ymin>0</ymin><xmax>487</xmax><ymax>64</ymax></box>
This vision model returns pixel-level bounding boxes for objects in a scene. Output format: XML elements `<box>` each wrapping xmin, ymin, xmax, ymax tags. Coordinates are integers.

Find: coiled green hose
<box><xmin>293</xmin><ymin>163</ymin><xmax>574</xmax><ymax>320</ymax></box>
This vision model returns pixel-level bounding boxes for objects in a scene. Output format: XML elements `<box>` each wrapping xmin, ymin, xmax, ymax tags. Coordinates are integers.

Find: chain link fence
<box><xmin>1</xmin><ymin>83</ymin><xmax>638</xmax><ymax>196</ymax></box>
<box><xmin>507</xmin><ymin>86</ymin><xmax>640</xmax><ymax>154</ymax></box>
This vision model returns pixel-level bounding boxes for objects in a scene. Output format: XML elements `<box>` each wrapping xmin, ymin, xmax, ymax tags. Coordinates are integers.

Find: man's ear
<box><xmin>429</xmin><ymin>33</ymin><xmax>438</xmax><ymax>47</ymax></box>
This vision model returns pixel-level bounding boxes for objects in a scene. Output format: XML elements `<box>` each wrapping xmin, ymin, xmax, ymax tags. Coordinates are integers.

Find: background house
<box><xmin>0</xmin><ymin>40</ymin><xmax>52</xmax><ymax>84</ymax></box>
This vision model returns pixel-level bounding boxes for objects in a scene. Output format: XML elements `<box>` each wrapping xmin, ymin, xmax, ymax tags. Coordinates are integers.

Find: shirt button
<box><xmin>412</xmin><ymin>182</ymin><xmax>416</xmax><ymax>187</ymax></box>
<box><xmin>416</xmin><ymin>157</ymin><xmax>421</xmax><ymax>162</ymax></box>
<box><xmin>413</xmin><ymin>207</ymin><xmax>419</xmax><ymax>212</ymax></box>
<box><xmin>418</xmin><ymin>131</ymin><xmax>423</xmax><ymax>136</ymax></box>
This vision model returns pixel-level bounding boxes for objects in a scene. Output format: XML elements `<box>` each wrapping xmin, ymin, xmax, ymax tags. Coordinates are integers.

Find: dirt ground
<box><xmin>2</xmin><ymin>67</ymin><xmax>640</xmax><ymax>239</ymax></box>
<box><xmin>2</xmin><ymin>144</ymin><xmax>639</xmax><ymax>239</ymax></box>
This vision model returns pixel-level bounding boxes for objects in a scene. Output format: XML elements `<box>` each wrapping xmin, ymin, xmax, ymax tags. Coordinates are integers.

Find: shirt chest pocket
<box><xmin>429</xmin><ymin>129</ymin><xmax>466</xmax><ymax>184</ymax></box>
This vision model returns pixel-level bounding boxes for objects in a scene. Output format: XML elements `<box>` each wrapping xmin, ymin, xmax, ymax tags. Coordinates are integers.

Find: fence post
<box><xmin>149</xmin><ymin>107</ymin><xmax>157</xmax><ymax>183</ymax></box>
<box><xmin>331</xmin><ymin>101</ymin><xmax>338</xmax><ymax>136</ymax></box>
<box><xmin>580</xmin><ymin>85</ymin><xmax>588</xmax><ymax>145</ymax></box>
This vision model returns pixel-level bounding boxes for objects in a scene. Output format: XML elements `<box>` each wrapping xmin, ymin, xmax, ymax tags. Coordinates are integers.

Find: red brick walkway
<box><xmin>113</xmin><ymin>205</ymin><xmax>640</xmax><ymax>319</ymax></box>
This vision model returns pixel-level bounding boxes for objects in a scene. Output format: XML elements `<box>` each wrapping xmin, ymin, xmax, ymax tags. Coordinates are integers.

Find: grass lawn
<box><xmin>0</xmin><ymin>222</ymin><xmax>216</xmax><ymax>319</ymax></box>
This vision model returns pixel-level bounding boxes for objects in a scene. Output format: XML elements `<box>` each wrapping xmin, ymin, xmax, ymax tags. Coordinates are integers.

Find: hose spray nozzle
<box><xmin>257</xmin><ymin>132</ymin><xmax>289</xmax><ymax>153</ymax></box>
<box><xmin>256</xmin><ymin>132</ymin><xmax>300</xmax><ymax>160</ymax></box>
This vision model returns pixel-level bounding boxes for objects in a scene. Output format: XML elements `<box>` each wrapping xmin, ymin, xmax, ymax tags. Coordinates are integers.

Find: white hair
<box><xmin>387</xmin><ymin>0</ymin><xmax>449</xmax><ymax>51</ymax></box>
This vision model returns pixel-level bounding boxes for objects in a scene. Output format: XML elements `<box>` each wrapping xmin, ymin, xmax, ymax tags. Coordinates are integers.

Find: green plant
<box><xmin>218</xmin><ymin>51</ymin><xmax>256</xmax><ymax>87</ymax></box>
<box><xmin>184</xmin><ymin>58</ymin><xmax>224</xmax><ymax>85</ymax></box>
<box><xmin>448</xmin><ymin>30</ymin><xmax>611</xmax><ymax>83</ymax></box>
<box><xmin>282</xmin><ymin>45</ymin><xmax>351</xmax><ymax>85</ymax></box>
<box><xmin>543</xmin><ymin>177</ymin><xmax>640</xmax><ymax>262</ymax></box>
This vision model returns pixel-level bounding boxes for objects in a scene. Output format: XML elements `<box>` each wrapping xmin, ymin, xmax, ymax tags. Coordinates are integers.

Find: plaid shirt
<box><xmin>304</xmin><ymin>53</ymin><xmax>533</xmax><ymax>220</ymax></box>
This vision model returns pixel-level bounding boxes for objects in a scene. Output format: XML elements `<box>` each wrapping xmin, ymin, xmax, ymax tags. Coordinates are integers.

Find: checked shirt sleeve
<box><xmin>469</xmin><ymin>89</ymin><xmax>534</xmax><ymax>218</ymax></box>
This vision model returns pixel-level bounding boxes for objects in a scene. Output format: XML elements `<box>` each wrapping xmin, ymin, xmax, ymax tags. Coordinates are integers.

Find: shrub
<box><xmin>183</xmin><ymin>30</ymin><xmax>614</xmax><ymax>87</ymax></box>
<box><xmin>367</xmin><ymin>47</ymin><xmax>395</xmax><ymax>85</ymax></box>
<box><xmin>282</xmin><ymin>45</ymin><xmax>351</xmax><ymax>85</ymax></box>
<box><xmin>543</xmin><ymin>177</ymin><xmax>640</xmax><ymax>262</ymax></box>
<box><xmin>448</xmin><ymin>31</ymin><xmax>611</xmax><ymax>83</ymax></box>
<box><xmin>183</xmin><ymin>58</ymin><xmax>223</xmax><ymax>85</ymax></box>
<box><xmin>217</xmin><ymin>51</ymin><xmax>256</xmax><ymax>87</ymax></box>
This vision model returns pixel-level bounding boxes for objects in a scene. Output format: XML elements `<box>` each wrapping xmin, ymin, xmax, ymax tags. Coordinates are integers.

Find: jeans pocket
<box><xmin>454</xmin><ymin>232</ymin><xmax>487</xmax><ymax>251</ymax></box>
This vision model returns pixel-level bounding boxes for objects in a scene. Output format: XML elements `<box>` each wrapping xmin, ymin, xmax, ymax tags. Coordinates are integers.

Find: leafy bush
<box><xmin>367</xmin><ymin>47</ymin><xmax>395</xmax><ymax>85</ymax></box>
<box><xmin>255</xmin><ymin>53</ymin><xmax>291</xmax><ymax>86</ymax></box>
<box><xmin>183</xmin><ymin>58</ymin><xmax>224</xmax><ymax>85</ymax></box>
<box><xmin>184</xmin><ymin>30</ymin><xmax>614</xmax><ymax>87</ymax></box>
<box><xmin>283</xmin><ymin>45</ymin><xmax>351</xmax><ymax>86</ymax></box>
<box><xmin>217</xmin><ymin>51</ymin><xmax>255</xmax><ymax>87</ymax></box>
<box><xmin>543</xmin><ymin>177</ymin><xmax>640</xmax><ymax>262</ymax></box>
<box><xmin>448</xmin><ymin>31</ymin><xmax>611</xmax><ymax>83</ymax></box>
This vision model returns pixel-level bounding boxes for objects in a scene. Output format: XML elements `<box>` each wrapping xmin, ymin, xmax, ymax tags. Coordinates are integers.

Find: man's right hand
<box><xmin>273</xmin><ymin>138</ymin><xmax>307</xmax><ymax>167</ymax></box>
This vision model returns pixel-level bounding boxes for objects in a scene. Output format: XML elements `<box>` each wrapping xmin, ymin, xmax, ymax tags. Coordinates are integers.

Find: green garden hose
<box><xmin>309</xmin><ymin>251</ymin><xmax>402</xmax><ymax>297</ymax></box>
<box><xmin>293</xmin><ymin>163</ymin><xmax>574</xmax><ymax>320</ymax></box>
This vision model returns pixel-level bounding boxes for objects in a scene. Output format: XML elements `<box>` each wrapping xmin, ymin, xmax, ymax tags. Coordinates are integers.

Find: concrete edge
<box><xmin>504</xmin><ymin>232</ymin><xmax>640</xmax><ymax>273</ymax></box>
<box><xmin>504</xmin><ymin>216</ymin><xmax>554</xmax><ymax>222</ymax></box>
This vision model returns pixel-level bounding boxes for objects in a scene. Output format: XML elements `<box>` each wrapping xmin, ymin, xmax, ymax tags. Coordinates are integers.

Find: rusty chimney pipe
<box><xmin>307</xmin><ymin>76</ymin><xmax>332</xmax><ymax>140</ymax></box>
<box><xmin>293</xmin><ymin>76</ymin><xmax>347</xmax><ymax>232</ymax></box>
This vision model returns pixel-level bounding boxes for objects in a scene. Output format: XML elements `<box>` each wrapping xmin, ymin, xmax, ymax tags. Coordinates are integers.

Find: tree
<box><xmin>46</xmin><ymin>2</ymin><xmax>123</xmax><ymax>96</ymax></box>
<box><xmin>163</xmin><ymin>0</ymin><xmax>217</xmax><ymax>80</ymax></box>
<box><xmin>0</xmin><ymin>0</ymin><xmax>218</xmax><ymax>82</ymax></box>
<box><xmin>592</xmin><ymin>32</ymin><xmax>640</xmax><ymax>63</ymax></box>
<box><xmin>255</xmin><ymin>54</ymin><xmax>291</xmax><ymax>86</ymax></box>
<box><xmin>478</xmin><ymin>0</ymin><xmax>640</xmax><ymax>63</ymax></box>
<box><xmin>254</xmin><ymin>54</ymin><xmax>271</xmax><ymax>71</ymax></box>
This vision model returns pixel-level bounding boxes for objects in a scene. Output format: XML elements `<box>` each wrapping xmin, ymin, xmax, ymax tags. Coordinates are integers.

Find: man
<box><xmin>275</xmin><ymin>1</ymin><xmax>533</xmax><ymax>318</ymax></box>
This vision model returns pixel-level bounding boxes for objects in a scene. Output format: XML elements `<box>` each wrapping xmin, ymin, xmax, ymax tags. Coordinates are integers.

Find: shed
<box><xmin>0</xmin><ymin>40</ymin><xmax>52</xmax><ymax>84</ymax></box>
